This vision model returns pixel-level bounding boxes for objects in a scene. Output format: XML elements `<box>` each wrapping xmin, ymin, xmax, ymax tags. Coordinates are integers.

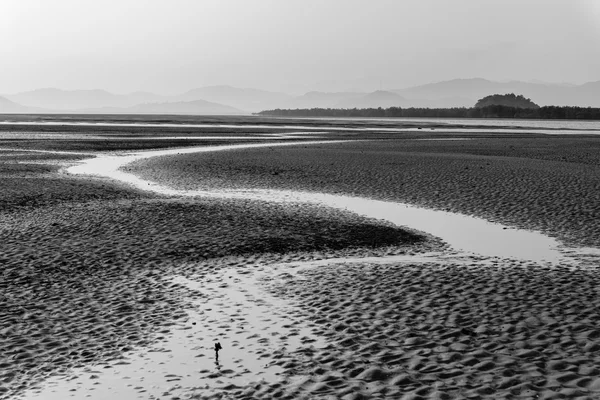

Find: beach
<box><xmin>1</xmin><ymin>117</ymin><xmax>600</xmax><ymax>399</ymax></box>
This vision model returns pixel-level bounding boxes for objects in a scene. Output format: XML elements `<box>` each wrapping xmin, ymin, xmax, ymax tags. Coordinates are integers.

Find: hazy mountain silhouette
<box><xmin>270</xmin><ymin>79</ymin><xmax>600</xmax><ymax>109</ymax></box>
<box><xmin>81</xmin><ymin>99</ymin><xmax>242</xmax><ymax>115</ymax></box>
<box><xmin>286</xmin><ymin>91</ymin><xmax>365</xmax><ymax>109</ymax></box>
<box><xmin>5</xmin><ymin>78</ymin><xmax>600</xmax><ymax>114</ymax></box>
<box><xmin>334</xmin><ymin>90</ymin><xmax>410</xmax><ymax>109</ymax></box>
<box><xmin>527</xmin><ymin>79</ymin><xmax>576</xmax><ymax>87</ymax></box>
<box><xmin>6</xmin><ymin>88</ymin><xmax>165</xmax><ymax>110</ymax></box>
<box><xmin>393</xmin><ymin>78</ymin><xmax>600</xmax><ymax>107</ymax></box>
<box><xmin>175</xmin><ymin>85</ymin><xmax>292</xmax><ymax>112</ymax></box>
<box><xmin>121</xmin><ymin>91</ymin><xmax>167</xmax><ymax>106</ymax></box>
<box><xmin>395</xmin><ymin>78</ymin><xmax>497</xmax><ymax>100</ymax></box>
<box><xmin>0</xmin><ymin>96</ymin><xmax>45</xmax><ymax>113</ymax></box>
<box><xmin>577</xmin><ymin>81</ymin><xmax>600</xmax><ymax>103</ymax></box>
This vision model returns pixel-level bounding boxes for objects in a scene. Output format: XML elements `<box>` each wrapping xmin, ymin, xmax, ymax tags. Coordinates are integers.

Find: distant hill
<box><xmin>475</xmin><ymin>94</ymin><xmax>539</xmax><ymax>109</ymax></box>
<box><xmin>5</xmin><ymin>78</ymin><xmax>600</xmax><ymax>115</ymax></box>
<box><xmin>0</xmin><ymin>96</ymin><xmax>45</xmax><ymax>113</ymax></box>
<box><xmin>82</xmin><ymin>99</ymin><xmax>242</xmax><ymax>115</ymax></box>
<box><xmin>395</xmin><ymin>78</ymin><xmax>497</xmax><ymax>100</ymax></box>
<box><xmin>121</xmin><ymin>91</ymin><xmax>167</xmax><ymax>107</ymax></box>
<box><xmin>286</xmin><ymin>91</ymin><xmax>365</xmax><ymax>109</ymax></box>
<box><xmin>6</xmin><ymin>88</ymin><xmax>165</xmax><ymax>110</ymax></box>
<box><xmin>175</xmin><ymin>85</ymin><xmax>292</xmax><ymax>112</ymax></box>
<box><xmin>285</xmin><ymin>89</ymin><xmax>473</xmax><ymax>109</ymax></box>
<box><xmin>129</xmin><ymin>99</ymin><xmax>242</xmax><ymax>115</ymax></box>
<box><xmin>393</xmin><ymin>78</ymin><xmax>600</xmax><ymax>107</ymax></box>
<box><xmin>335</xmin><ymin>90</ymin><xmax>410</xmax><ymax>109</ymax></box>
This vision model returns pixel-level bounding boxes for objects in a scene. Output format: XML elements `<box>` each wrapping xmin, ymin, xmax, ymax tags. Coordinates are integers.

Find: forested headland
<box><xmin>474</xmin><ymin>93</ymin><xmax>539</xmax><ymax>109</ymax></box>
<box><xmin>258</xmin><ymin>93</ymin><xmax>600</xmax><ymax>119</ymax></box>
<box><xmin>257</xmin><ymin>105</ymin><xmax>600</xmax><ymax>120</ymax></box>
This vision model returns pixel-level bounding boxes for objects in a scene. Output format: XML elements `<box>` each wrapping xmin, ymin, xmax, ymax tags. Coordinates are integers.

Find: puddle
<box><xmin>18</xmin><ymin>266</ymin><xmax>327</xmax><ymax>400</ymax></box>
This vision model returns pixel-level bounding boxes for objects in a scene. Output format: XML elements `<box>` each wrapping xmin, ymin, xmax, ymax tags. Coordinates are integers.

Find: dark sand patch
<box><xmin>129</xmin><ymin>138</ymin><xmax>600</xmax><ymax>247</ymax></box>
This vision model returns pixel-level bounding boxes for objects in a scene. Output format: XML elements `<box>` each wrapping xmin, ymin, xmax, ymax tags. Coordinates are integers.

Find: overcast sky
<box><xmin>2</xmin><ymin>0</ymin><xmax>600</xmax><ymax>94</ymax></box>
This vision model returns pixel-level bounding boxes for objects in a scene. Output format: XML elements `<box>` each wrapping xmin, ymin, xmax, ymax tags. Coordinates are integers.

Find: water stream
<box><xmin>66</xmin><ymin>140</ymin><xmax>563</xmax><ymax>262</ymax></box>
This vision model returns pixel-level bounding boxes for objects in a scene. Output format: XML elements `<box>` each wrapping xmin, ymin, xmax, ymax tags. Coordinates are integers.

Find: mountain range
<box><xmin>2</xmin><ymin>78</ymin><xmax>600</xmax><ymax>115</ymax></box>
<box><xmin>79</xmin><ymin>99</ymin><xmax>242</xmax><ymax>115</ymax></box>
<box><xmin>392</xmin><ymin>78</ymin><xmax>600</xmax><ymax>108</ymax></box>
<box><xmin>0</xmin><ymin>96</ymin><xmax>43</xmax><ymax>113</ymax></box>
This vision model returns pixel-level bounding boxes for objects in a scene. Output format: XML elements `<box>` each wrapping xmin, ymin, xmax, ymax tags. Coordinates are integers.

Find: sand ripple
<box><xmin>242</xmin><ymin>256</ymin><xmax>600</xmax><ymax>399</ymax></box>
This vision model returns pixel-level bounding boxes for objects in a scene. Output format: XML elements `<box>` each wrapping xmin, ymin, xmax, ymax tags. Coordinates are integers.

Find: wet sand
<box><xmin>130</xmin><ymin>137</ymin><xmax>600</xmax><ymax>248</ymax></box>
<box><xmin>252</xmin><ymin>256</ymin><xmax>600</xmax><ymax>399</ymax></box>
<box><xmin>1</xmin><ymin>194</ymin><xmax>436</xmax><ymax>399</ymax></box>
<box><xmin>2</xmin><ymin>120</ymin><xmax>600</xmax><ymax>399</ymax></box>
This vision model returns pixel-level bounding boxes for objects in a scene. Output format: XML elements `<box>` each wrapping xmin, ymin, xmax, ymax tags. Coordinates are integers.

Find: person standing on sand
<box><xmin>214</xmin><ymin>341</ymin><xmax>222</xmax><ymax>361</ymax></box>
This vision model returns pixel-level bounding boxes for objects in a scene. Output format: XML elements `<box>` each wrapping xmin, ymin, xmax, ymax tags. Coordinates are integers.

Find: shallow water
<box><xmin>403</xmin><ymin>127</ymin><xmax>600</xmax><ymax>135</ymax></box>
<box><xmin>0</xmin><ymin>133</ymin><xmax>325</xmax><ymax>140</ymax></box>
<box><xmin>0</xmin><ymin>121</ymin><xmax>400</xmax><ymax>130</ymax></box>
<box><xmin>3</xmin><ymin>118</ymin><xmax>600</xmax><ymax>134</ymax></box>
<box><xmin>382</xmin><ymin>117</ymin><xmax>600</xmax><ymax>131</ymax></box>
<box><xmin>66</xmin><ymin>140</ymin><xmax>563</xmax><ymax>263</ymax></box>
<box><xmin>18</xmin><ymin>267</ymin><xmax>327</xmax><ymax>400</ymax></box>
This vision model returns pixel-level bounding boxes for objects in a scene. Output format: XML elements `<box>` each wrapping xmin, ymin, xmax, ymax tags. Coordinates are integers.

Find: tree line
<box><xmin>257</xmin><ymin>106</ymin><xmax>600</xmax><ymax>120</ymax></box>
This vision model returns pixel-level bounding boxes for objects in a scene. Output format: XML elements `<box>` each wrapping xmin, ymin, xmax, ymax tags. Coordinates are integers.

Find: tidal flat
<box><xmin>1</xmin><ymin>115</ymin><xmax>600</xmax><ymax>399</ymax></box>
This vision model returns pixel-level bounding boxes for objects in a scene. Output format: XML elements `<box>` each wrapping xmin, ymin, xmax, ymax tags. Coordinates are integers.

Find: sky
<box><xmin>2</xmin><ymin>0</ymin><xmax>600</xmax><ymax>94</ymax></box>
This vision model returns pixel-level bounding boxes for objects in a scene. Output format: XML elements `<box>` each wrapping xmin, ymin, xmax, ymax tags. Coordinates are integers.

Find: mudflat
<box><xmin>1</xmin><ymin>117</ymin><xmax>600</xmax><ymax>399</ymax></box>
